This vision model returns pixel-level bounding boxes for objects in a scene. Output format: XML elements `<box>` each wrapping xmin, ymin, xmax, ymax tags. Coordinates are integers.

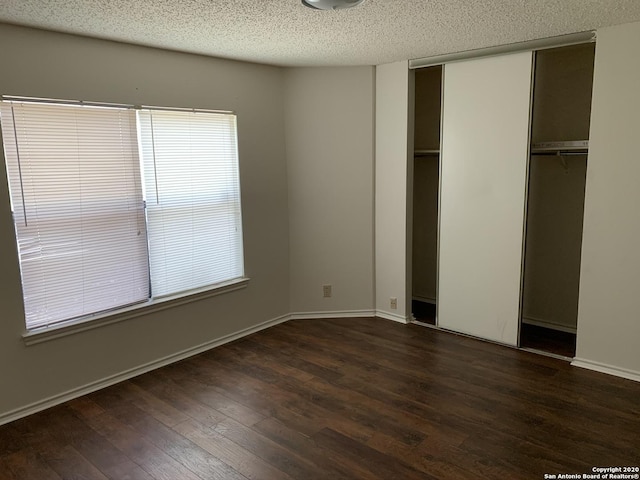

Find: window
<box><xmin>137</xmin><ymin>109</ymin><xmax>244</xmax><ymax>297</ymax></box>
<box><xmin>0</xmin><ymin>98</ymin><xmax>244</xmax><ymax>331</ymax></box>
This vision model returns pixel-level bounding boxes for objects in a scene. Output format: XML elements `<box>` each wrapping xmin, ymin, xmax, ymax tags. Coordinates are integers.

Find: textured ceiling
<box><xmin>1</xmin><ymin>0</ymin><xmax>640</xmax><ymax>67</ymax></box>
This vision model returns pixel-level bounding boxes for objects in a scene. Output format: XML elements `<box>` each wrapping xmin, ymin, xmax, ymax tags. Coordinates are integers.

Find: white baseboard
<box><xmin>376</xmin><ymin>310</ymin><xmax>410</xmax><ymax>324</ymax></box>
<box><xmin>0</xmin><ymin>314</ymin><xmax>290</xmax><ymax>427</ymax></box>
<box><xmin>522</xmin><ymin>316</ymin><xmax>577</xmax><ymax>334</ymax></box>
<box><xmin>571</xmin><ymin>357</ymin><xmax>640</xmax><ymax>383</ymax></box>
<box><xmin>7</xmin><ymin>310</ymin><xmax>637</xmax><ymax>427</ymax></box>
<box><xmin>289</xmin><ymin>310</ymin><xmax>375</xmax><ymax>320</ymax></box>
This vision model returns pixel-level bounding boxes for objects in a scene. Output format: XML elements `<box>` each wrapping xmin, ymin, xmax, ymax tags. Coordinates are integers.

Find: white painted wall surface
<box><xmin>438</xmin><ymin>52</ymin><xmax>532</xmax><ymax>346</ymax></box>
<box><xmin>375</xmin><ymin>61</ymin><xmax>410</xmax><ymax>322</ymax></box>
<box><xmin>574</xmin><ymin>21</ymin><xmax>640</xmax><ymax>380</ymax></box>
<box><xmin>284</xmin><ymin>67</ymin><xmax>375</xmax><ymax>315</ymax></box>
<box><xmin>0</xmin><ymin>24</ymin><xmax>290</xmax><ymax>420</ymax></box>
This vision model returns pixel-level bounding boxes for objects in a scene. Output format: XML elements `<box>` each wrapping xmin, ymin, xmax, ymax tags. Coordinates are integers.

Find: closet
<box><xmin>411</xmin><ymin>65</ymin><xmax>442</xmax><ymax>325</ymax></box>
<box><xmin>408</xmin><ymin>38</ymin><xmax>595</xmax><ymax>353</ymax></box>
<box><xmin>520</xmin><ymin>43</ymin><xmax>595</xmax><ymax>357</ymax></box>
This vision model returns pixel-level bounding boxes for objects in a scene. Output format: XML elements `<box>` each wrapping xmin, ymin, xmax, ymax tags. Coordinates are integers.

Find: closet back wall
<box><xmin>522</xmin><ymin>43</ymin><xmax>594</xmax><ymax>333</ymax></box>
<box><xmin>412</xmin><ymin>66</ymin><xmax>441</xmax><ymax>305</ymax></box>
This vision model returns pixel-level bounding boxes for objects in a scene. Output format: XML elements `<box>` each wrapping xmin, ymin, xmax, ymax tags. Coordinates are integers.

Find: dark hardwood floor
<box><xmin>1</xmin><ymin>317</ymin><xmax>639</xmax><ymax>479</ymax></box>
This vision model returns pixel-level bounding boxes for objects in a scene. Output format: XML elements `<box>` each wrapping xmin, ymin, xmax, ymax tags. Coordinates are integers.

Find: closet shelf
<box><xmin>531</xmin><ymin>140</ymin><xmax>589</xmax><ymax>156</ymax></box>
<box><xmin>415</xmin><ymin>149</ymin><xmax>440</xmax><ymax>157</ymax></box>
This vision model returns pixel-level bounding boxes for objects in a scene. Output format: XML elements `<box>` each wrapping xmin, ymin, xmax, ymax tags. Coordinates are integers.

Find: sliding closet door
<box><xmin>438</xmin><ymin>52</ymin><xmax>532</xmax><ymax>345</ymax></box>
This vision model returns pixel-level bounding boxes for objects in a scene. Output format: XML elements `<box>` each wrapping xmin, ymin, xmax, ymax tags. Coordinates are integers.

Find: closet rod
<box><xmin>530</xmin><ymin>140</ymin><xmax>589</xmax><ymax>156</ymax></box>
<box><xmin>531</xmin><ymin>150</ymin><xmax>588</xmax><ymax>156</ymax></box>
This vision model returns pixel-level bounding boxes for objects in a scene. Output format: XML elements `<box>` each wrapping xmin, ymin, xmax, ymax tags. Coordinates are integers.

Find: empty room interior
<box><xmin>0</xmin><ymin>1</ymin><xmax>639</xmax><ymax>478</ymax></box>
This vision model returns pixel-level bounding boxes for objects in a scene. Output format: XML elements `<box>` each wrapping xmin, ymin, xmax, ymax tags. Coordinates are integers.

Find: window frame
<box><xmin>137</xmin><ymin>107</ymin><xmax>245</xmax><ymax>298</ymax></box>
<box><xmin>22</xmin><ymin>277</ymin><xmax>249</xmax><ymax>345</ymax></box>
<box><xmin>0</xmin><ymin>97</ymin><xmax>250</xmax><ymax>344</ymax></box>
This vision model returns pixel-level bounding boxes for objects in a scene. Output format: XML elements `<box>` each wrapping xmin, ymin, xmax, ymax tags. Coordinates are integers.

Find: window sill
<box><xmin>22</xmin><ymin>277</ymin><xmax>250</xmax><ymax>346</ymax></box>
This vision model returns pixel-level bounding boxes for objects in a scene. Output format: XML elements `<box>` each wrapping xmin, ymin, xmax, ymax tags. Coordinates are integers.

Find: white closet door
<box><xmin>438</xmin><ymin>52</ymin><xmax>532</xmax><ymax>346</ymax></box>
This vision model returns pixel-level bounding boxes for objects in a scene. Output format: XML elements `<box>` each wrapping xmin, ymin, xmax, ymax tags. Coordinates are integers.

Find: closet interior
<box><xmin>411</xmin><ymin>65</ymin><xmax>442</xmax><ymax>325</ymax></box>
<box><xmin>520</xmin><ymin>43</ymin><xmax>596</xmax><ymax>357</ymax></box>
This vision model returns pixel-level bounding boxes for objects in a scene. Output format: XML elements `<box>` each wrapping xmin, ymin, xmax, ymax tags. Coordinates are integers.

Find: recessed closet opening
<box><xmin>520</xmin><ymin>42</ymin><xmax>596</xmax><ymax>358</ymax></box>
<box><xmin>411</xmin><ymin>65</ymin><xmax>442</xmax><ymax>325</ymax></box>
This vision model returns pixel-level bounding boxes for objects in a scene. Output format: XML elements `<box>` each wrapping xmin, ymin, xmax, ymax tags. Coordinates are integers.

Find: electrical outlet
<box><xmin>390</xmin><ymin>297</ymin><xmax>397</xmax><ymax>309</ymax></box>
<box><xmin>323</xmin><ymin>284</ymin><xmax>332</xmax><ymax>298</ymax></box>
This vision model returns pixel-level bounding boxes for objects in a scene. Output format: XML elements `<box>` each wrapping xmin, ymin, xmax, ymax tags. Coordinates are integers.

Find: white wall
<box><xmin>375</xmin><ymin>61</ymin><xmax>410</xmax><ymax>322</ymax></box>
<box><xmin>284</xmin><ymin>67</ymin><xmax>375</xmax><ymax>315</ymax></box>
<box><xmin>0</xmin><ymin>24</ymin><xmax>290</xmax><ymax>420</ymax></box>
<box><xmin>574</xmin><ymin>20</ymin><xmax>640</xmax><ymax>380</ymax></box>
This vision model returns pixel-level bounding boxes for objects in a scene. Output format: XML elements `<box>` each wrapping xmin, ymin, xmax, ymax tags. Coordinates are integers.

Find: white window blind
<box><xmin>0</xmin><ymin>101</ymin><xmax>150</xmax><ymax>329</ymax></box>
<box><xmin>137</xmin><ymin>109</ymin><xmax>244</xmax><ymax>297</ymax></box>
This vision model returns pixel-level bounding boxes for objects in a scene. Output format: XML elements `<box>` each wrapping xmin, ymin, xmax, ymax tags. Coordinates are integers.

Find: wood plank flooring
<box><xmin>1</xmin><ymin>317</ymin><xmax>639</xmax><ymax>479</ymax></box>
